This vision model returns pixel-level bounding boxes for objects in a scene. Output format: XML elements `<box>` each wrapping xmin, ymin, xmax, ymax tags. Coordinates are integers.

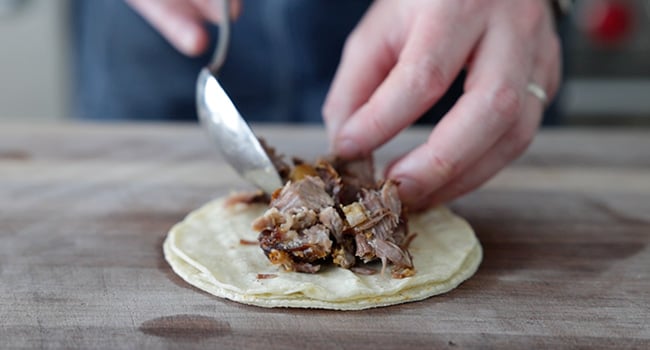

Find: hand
<box><xmin>323</xmin><ymin>0</ymin><xmax>561</xmax><ymax>210</ymax></box>
<box><xmin>125</xmin><ymin>0</ymin><xmax>242</xmax><ymax>56</ymax></box>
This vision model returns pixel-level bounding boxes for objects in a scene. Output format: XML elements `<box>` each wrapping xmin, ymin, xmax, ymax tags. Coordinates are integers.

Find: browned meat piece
<box><xmin>315</xmin><ymin>160</ymin><xmax>343</xmax><ymax>200</ymax></box>
<box><xmin>252</xmin><ymin>146</ymin><xmax>415</xmax><ymax>278</ymax></box>
<box><xmin>380</xmin><ymin>181</ymin><xmax>401</xmax><ymax>214</ymax></box>
<box><xmin>259</xmin><ymin>138</ymin><xmax>292</xmax><ymax>182</ymax></box>
<box><xmin>271</xmin><ymin>176</ymin><xmax>334</xmax><ymax>213</ymax></box>
<box><xmin>332</xmin><ymin>244</ymin><xmax>356</xmax><ymax>269</ymax></box>
<box><xmin>354</xmin><ymin>233</ymin><xmax>375</xmax><ymax>262</ymax></box>
<box><xmin>318</xmin><ymin>206</ymin><xmax>344</xmax><ymax>242</ymax></box>
<box><xmin>299</xmin><ymin>225</ymin><xmax>333</xmax><ymax>257</ymax></box>
<box><xmin>343</xmin><ymin>180</ymin><xmax>414</xmax><ymax>276</ymax></box>
<box><xmin>333</xmin><ymin>157</ymin><xmax>377</xmax><ymax>205</ymax></box>
<box><xmin>334</xmin><ymin>156</ymin><xmax>376</xmax><ymax>189</ymax></box>
<box><xmin>374</xmin><ymin>239</ymin><xmax>413</xmax><ymax>277</ymax></box>
<box><xmin>359</xmin><ymin>182</ymin><xmax>401</xmax><ymax>242</ymax></box>
<box><xmin>256</xmin><ymin>177</ymin><xmax>335</xmax><ymax>272</ymax></box>
<box><xmin>258</xmin><ymin>224</ymin><xmax>332</xmax><ymax>271</ymax></box>
<box><xmin>281</xmin><ymin>207</ymin><xmax>318</xmax><ymax>231</ymax></box>
<box><xmin>225</xmin><ymin>191</ymin><xmax>269</xmax><ymax>207</ymax></box>
<box><xmin>252</xmin><ymin>207</ymin><xmax>285</xmax><ymax>232</ymax></box>
<box><xmin>289</xmin><ymin>163</ymin><xmax>318</xmax><ymax>182</ymax></box>
<box><xmin>240</xmin><ymin>239</ymin><xmax>259</xmax><ymax>246</ymax></box>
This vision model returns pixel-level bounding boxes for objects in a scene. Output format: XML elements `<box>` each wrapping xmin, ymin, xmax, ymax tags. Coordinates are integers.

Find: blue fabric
<box><xmin>72</xmin><ymin>0</ymin><xmax>372</xmax><ymax>122</ymax></box>
<box><xmin>71</xmin><ymin>0</ymin><xmax>558</xmax><ymax>124</ymax></box>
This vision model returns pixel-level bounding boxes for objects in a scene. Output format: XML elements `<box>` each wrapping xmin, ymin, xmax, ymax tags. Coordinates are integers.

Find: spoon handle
<box><xmin>209</xmin><ymin>0</ymin><xmax>231</xmax><ymax>74</ymax></box>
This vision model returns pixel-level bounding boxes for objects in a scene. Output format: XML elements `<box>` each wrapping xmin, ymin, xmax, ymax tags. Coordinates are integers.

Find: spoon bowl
<box><xmin>196</xmin><ymin>68</ymin><xmax>283</xmax><ymax>194</ymax></box>
<box><xmin>195</xmin><ymin>0</ymin><xmax>282</xmax><ymax>194</ymax></box>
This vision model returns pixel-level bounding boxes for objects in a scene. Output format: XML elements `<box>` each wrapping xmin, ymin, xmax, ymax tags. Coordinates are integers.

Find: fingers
<box><xmin>126</xmin><ymin>0</ymin><xmax>243</xmax><ymax>56</ymax></box>
<box><xmin>322</xmin><ymin>1</ymin><xmax>398</xmax><ymax>146</ymax></box>
<box><xmin>424</xmin><ymin>6</ymin><xmax>562</xmax><ymax>207</ymax></box>
<box><xmin>427</xmin><ymin>11</ymin><xmax>562</xmax><ymax>207</ymax></box>
<box><xmin>126</xmin><ymin>0</ymin><xmax>209</xmax><ymax>56</ymax></box>
<box><xmin>387</xmin><ymin>18</ymin><xmax>537</xmax><ymax>209</ymax></box>
<box><xmin>329</xmin><ymin>4</ymin><xmax>485</xmax><ymax>158</ymax></box>
<box><xmin>425</xmin><ymin>42</ymin><xmax>554</xmax><ymax>206</ymax></box>
<box><xmin>425</xmin><ymin>93</ymin><xmax>544</xmax><ymax>207</ymax></box>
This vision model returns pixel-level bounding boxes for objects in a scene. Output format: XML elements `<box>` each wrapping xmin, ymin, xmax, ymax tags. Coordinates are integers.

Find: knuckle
<box><xmin>424</xmin><ymin>150</ymin><xmax>458</xmax><ymax>181</ymax></box>
<box><xmin>366</xmin><ymin>114</ymin><xmax>392</xmax><ymax>144</ymax></box>
<box><xmin>488</xmin><ymin>83</ymin><xmax>522</xmax><ymax>126</ymax></box>
<box><xmin>519</xmin><ymin>1</ymin><xmax>548</xmax><ymax>34</ymax></box>
<box><xmin>397</xmin><ymin>58</ymin><xmax>448</xmax><ymax>102</ymax></box>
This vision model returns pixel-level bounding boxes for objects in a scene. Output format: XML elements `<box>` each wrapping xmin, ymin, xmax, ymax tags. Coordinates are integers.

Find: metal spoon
<box><xmin>196</xmin><ymin>0</ymin><xmax>283</xmax><ymax>194</ymax></box>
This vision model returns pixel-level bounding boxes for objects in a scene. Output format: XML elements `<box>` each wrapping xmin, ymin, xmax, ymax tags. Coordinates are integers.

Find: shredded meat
<box><xmin>270</xmin><ymin>176</ymin><xmax>334</xmax><ymax>213</ymax></box>
<box><xmin>240</xmin><ymin>239</ymin><xmax>259</xmax><ymax>246</ymax></box>
<box><xmin>259</xmin><ymin>139</ymin><xmax>291</xmax><ymax>182</ymax></box>
<box><xmin>225</xmin><ymin>191</ymin><xmax>269</xmax><ymax>207</ymax></box>
<box><xmin>253</xmin><ymin>145</ymin><xmax>415</xmax><ymax>278</ymax></box>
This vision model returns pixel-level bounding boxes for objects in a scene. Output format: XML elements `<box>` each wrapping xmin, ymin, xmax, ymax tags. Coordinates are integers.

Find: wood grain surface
<box><xmin>0</xmin><ymin>123</ymin><xmax>648</xmax><ymax>349</ymax></box>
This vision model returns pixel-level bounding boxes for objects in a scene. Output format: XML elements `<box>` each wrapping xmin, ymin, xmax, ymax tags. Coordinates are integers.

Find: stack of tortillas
<box><xmin>164</xmin><ymin>196</ymin><xmax>482</xmax><ymax>310</ymax></box>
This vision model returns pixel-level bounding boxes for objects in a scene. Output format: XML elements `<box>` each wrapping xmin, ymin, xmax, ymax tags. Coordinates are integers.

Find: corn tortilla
<box><xmin>163</xmin><ymin>196</ymin><xmax>482</xmax><ymax>310</ymax></box>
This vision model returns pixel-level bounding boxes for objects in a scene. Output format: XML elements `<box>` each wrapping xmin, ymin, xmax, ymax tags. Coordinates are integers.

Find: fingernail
<box><xmin>179</xmin><ymin>29</ymin><xmax>201</xmax><ymax>56</ymax></box>
<box><xmin>322</xmin><ymin>103</ymin><xmax>341</xmax><ymax>145</ymax></box>
<box><xmin>325</xmin><ymin>120</ymin><xmax>340</xmax><ymax>148</ymax></box>
<box><xmin>334</xmin><ymin>138</ymin><xmax>362</xmax><ymax>159</ymax></box>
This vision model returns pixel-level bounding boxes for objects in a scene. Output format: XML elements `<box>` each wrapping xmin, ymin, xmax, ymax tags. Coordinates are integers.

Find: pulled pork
<box><xmin>252</xmin><ymin>146</ymin><xmax>415</xmax><ymax>278</ymax></box>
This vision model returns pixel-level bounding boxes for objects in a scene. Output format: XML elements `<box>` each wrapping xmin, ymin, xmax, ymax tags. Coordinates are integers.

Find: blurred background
<box><xmin>0</xmin><ymin>0</ymin><xmax>649</xmax><ymax>125</ymax></box>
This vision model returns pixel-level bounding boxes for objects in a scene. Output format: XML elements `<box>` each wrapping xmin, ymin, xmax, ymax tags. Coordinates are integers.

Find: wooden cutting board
<box><xmin>0</xmin><ymin>123</ymin><xmax>648</xmax><ymax>349</ymax></box>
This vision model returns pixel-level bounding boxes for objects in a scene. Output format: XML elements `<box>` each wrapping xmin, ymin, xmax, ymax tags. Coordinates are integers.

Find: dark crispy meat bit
<box><xmin>259</xmin><ymin>138</ymin><xmax>291</xmax><ymax>183</ymax></box>
<box><xmin>315</xmin><ymin>160</ymin><xmax>343</xmax><ymax>200</ymax></box>
<box><xmin>333</xmin><ymin>157</ymin><xmax>377</xmax><ymax>205</ymax></box>
<box><xmin>225</xmin><ymin>191</ymin><xmax>269</xmax><ymax>207</ymax></box>
<box><xmin>253</xmin><ymin>146</ymin><xmax>415</xmax><ymax>278</ymax></box>
<box><xmin>240</xmin><ymin>239</ymin><xmax>259</xmax><ymax>246</ymax></box>
<box><xmin>334</xmin><ymin>156</ymin><xmax>376</xmax><ymax>189</ymax></box>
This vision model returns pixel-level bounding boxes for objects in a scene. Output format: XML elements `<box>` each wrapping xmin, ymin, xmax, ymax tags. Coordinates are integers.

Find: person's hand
<box><xmin>125</xmin><ymin>0</ymin><xmax>242</xmax><ymax>56</ymax></box>
<box><xmin>323</xmin><ymin>0</ymin><xmax>561</xmax><ymax>210</ymax></box>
